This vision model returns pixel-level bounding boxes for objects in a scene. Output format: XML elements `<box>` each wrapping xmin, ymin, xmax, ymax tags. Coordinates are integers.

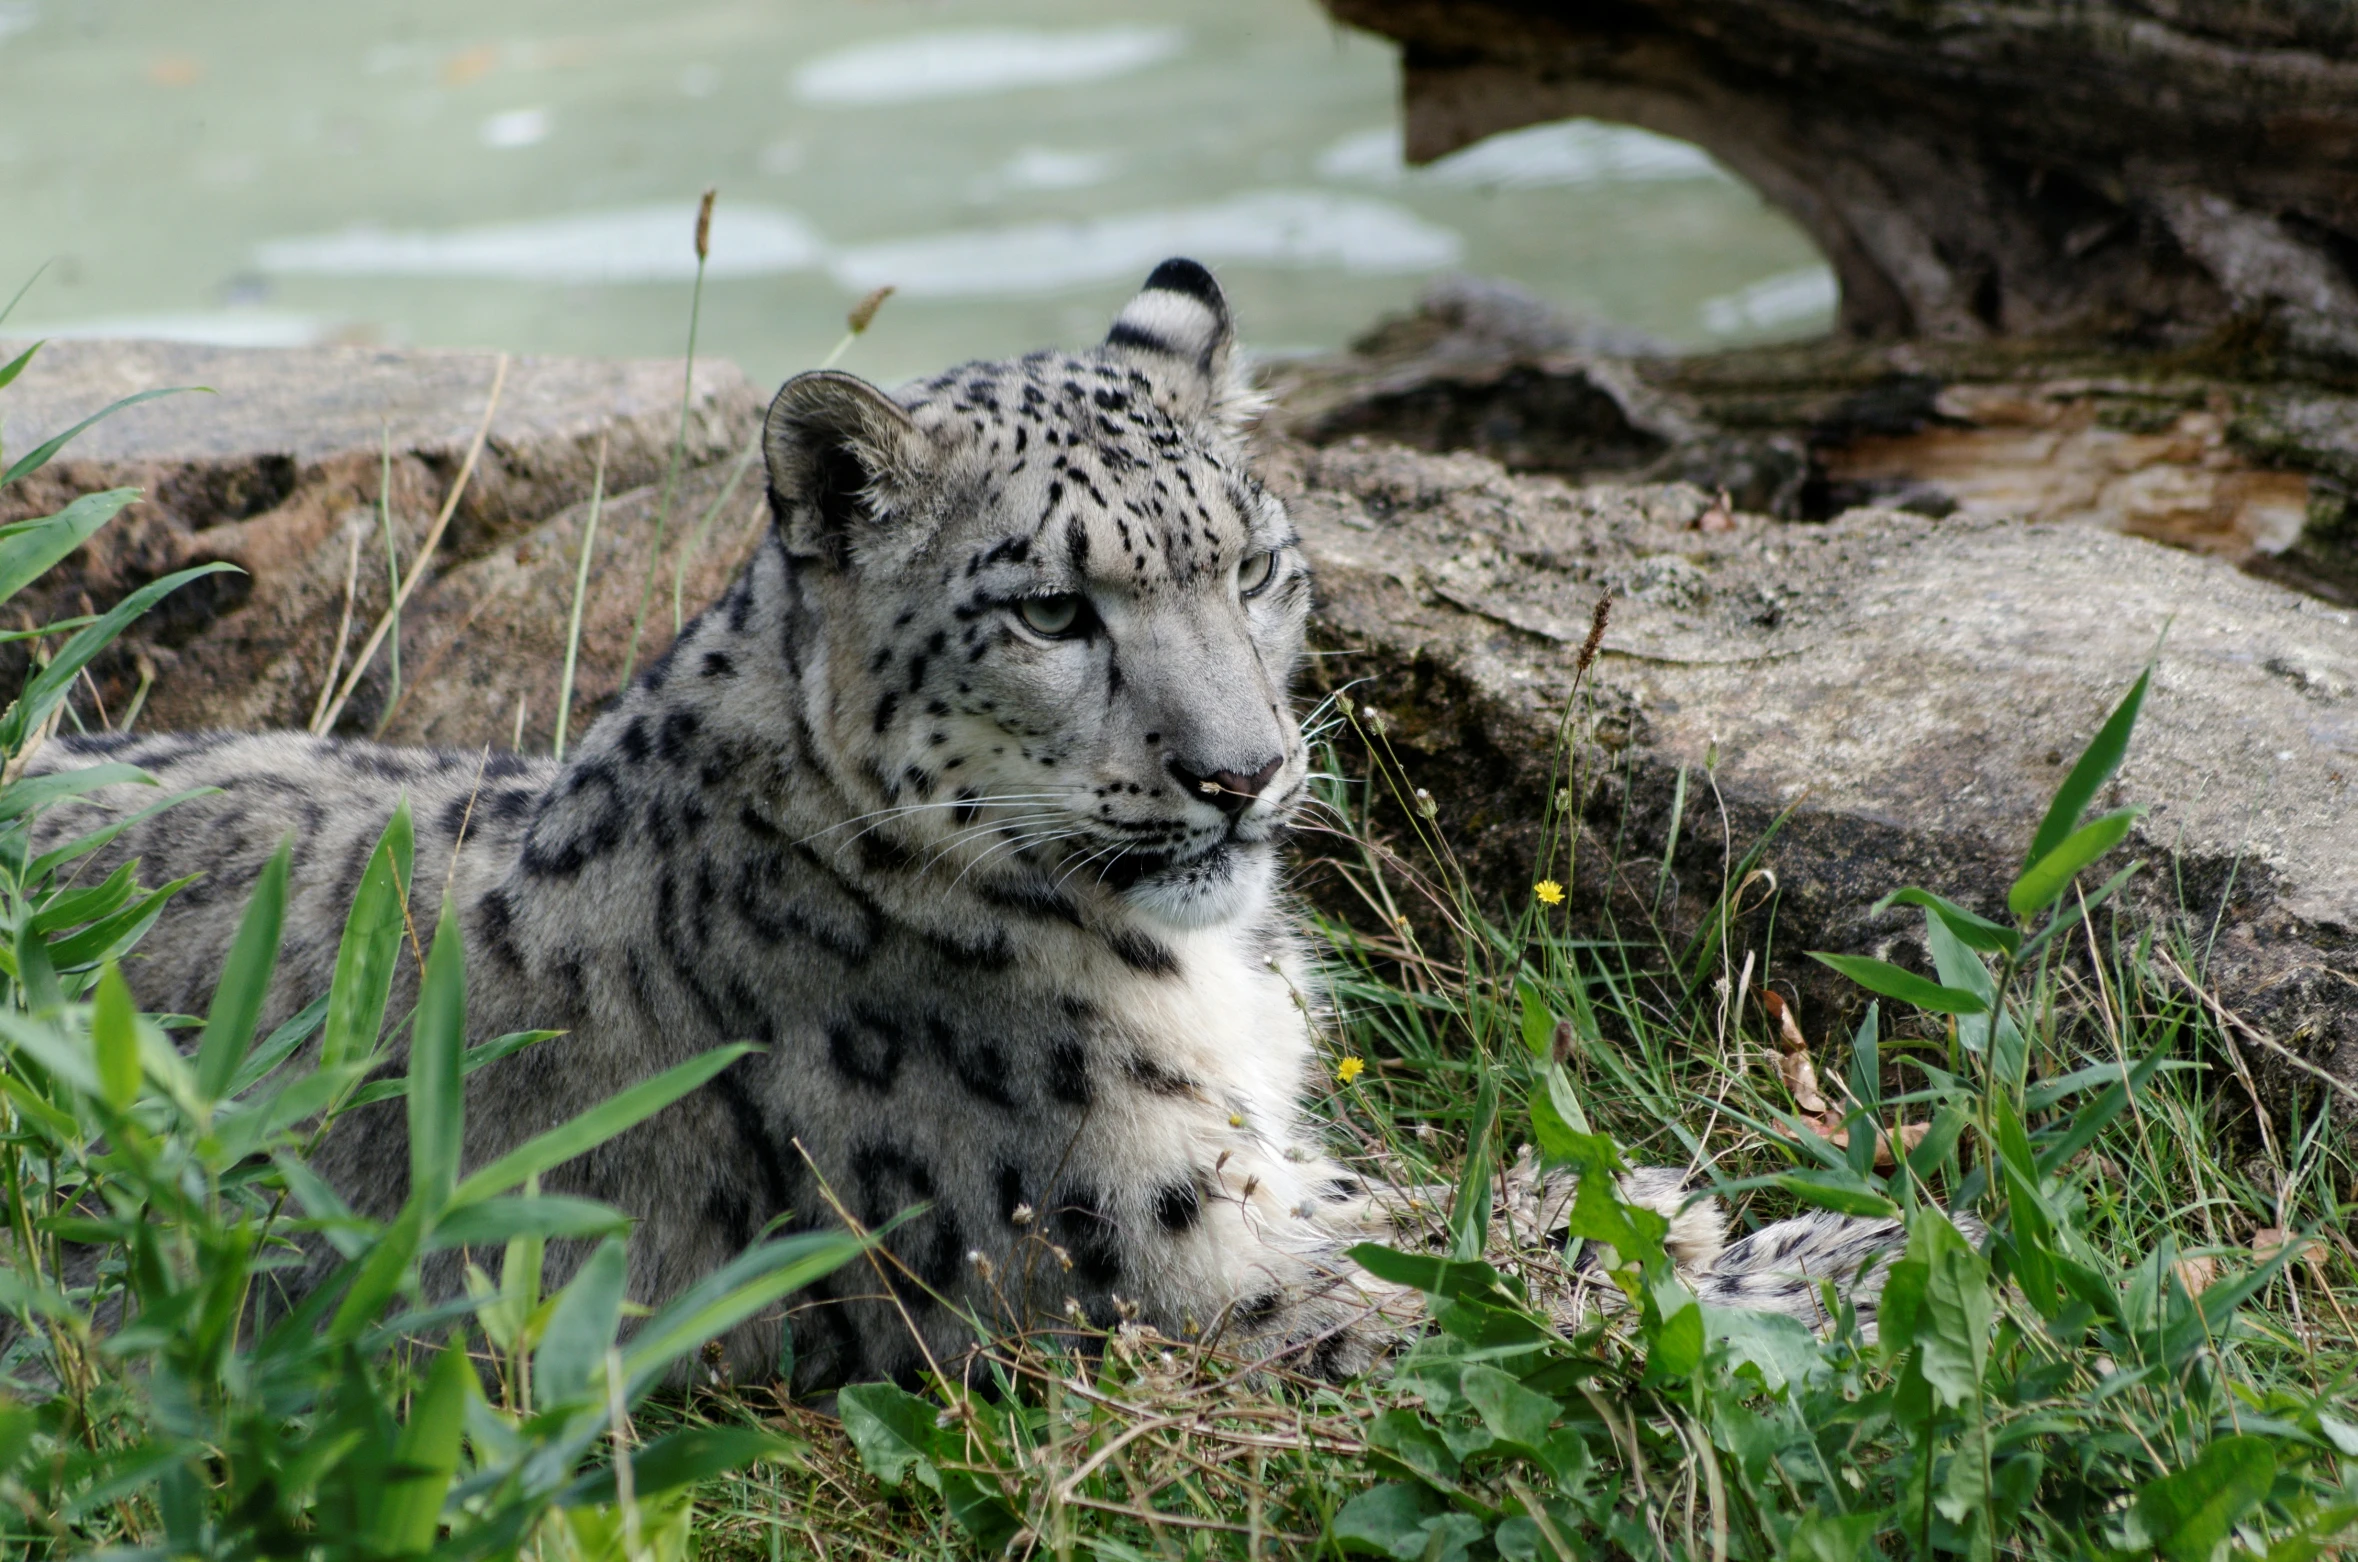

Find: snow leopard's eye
<box><xmin>1017</xmin><ymin>593</ymin><xmax>1086</xmax><ymax>638</ymax></box>
<box><xmin>1237</xmin><ymin>550</ymin><xmax>1278</xmax><ymax>598</ymax></box>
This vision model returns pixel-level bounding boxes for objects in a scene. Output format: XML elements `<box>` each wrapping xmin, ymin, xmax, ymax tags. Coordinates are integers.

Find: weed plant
<box><xmin>2</xmin><ymin>247</ymin><xmax>2353</xmax><ymax>1560</ymax></box>
<box><xmin>653</xmin><ymin>656</ymin><xmax>2358</xmax><ymax>1560</ymax></box>
<box><xmin>0</xmin><ymin>324</ymin><xmax>860</xmax><ymax>1556</ymax></box>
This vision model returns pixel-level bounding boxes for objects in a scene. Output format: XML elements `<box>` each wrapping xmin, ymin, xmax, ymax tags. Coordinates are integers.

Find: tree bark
<box><xmin>1321</xmin><ymin>0</ymin><xmax>2358</xmax><ymax>369</ymax></box>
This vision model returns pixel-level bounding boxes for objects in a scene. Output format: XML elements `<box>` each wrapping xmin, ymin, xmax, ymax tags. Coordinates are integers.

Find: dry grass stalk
<box><xmin>554</xmin><ymin>433</ymin><xmax>609</xmax><ymax>762</ymax></box>
<box><xmin>307</xmin><ymin>524</ymin><xmax>363</xmax><ymax>733</ymax></box>
<box><xmin>312</xmin><ymin>353</ymin><xmax>509</xmax><ymax>735</ymax></box>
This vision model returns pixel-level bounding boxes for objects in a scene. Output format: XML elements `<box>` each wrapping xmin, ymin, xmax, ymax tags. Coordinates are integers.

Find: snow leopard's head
<box><xmin>763</xmin><ymin>259</ymin><xmax>1310</xmax><ymax>929</ymax></box>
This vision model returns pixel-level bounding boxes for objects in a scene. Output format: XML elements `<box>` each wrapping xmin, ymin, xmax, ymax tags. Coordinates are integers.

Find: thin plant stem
<box><xmin>622</xmin><ymin>192</ymin><xmax>714</xmax><ymax>686</ymax></box>
<box><xmin>554</xmin><ymin>435</ymin><xmax>609</xmax><ymax>763</ymax></box>
<box><xmin>378</xmin><ymin>424</ymin><xmax>401</xmax><ymax>714</ymax></box>
<box><xmin>307</xmin><ymin>525</ymin><xmax>363</xmax><ymax>733</ymax></box>
<box><xmin>669</xmin><ymin>434</ymin><xmax>760</xmax><ymax>637</ymax></box>
<box><xmin>313</xmin><ymin>354</ymin><xmax>508</xmax><ymax>735</ymax></box>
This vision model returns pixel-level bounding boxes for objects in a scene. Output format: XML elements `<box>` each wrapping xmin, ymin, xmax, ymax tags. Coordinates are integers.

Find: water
<box><xmin>0</xmin><ymin>0</ymin><xmax>1832</xmax><ymax>392</ymax></box>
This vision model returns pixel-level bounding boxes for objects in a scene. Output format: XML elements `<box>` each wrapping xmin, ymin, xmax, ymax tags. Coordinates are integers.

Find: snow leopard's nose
<box><xmin>1166</xmin><ymin>753</ymin><xmax>1283</xmax><ymax>817</ymax></box>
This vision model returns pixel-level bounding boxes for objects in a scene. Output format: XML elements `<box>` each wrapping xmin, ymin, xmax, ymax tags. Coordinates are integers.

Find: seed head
<box><xmin>693</xmin><ymin>187</ymin><xmax>716</xmax><ymax>262</ymax></box>
<box><xmin>1576</xmin><ymin>594</ymin><xmax>1612</xmax><ymax>678</ymax></box>
<box><xmin>847</xmin><ymin>284</ymin><xmax>895</xmax><ymax>336</ymax></box>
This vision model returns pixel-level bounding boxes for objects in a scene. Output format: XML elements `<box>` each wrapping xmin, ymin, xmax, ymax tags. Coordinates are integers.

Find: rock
<box><xmin>1268</xmin><ymin>284</ymin><xmax>2358</xmax><ymax>601</ymax></box>
<box><xmin>1266</xmin><ymin>433</ymin><xmax>2358</xmax><ymax>1114</ymax></box>
<box><xmin>0</xmin><ymin>338</ymin><xmax>763</xmax><ymax>733</ymax></box>
<box><xmin>12</xmin><ymin>335</ymin><xmax>2353</xmax><ymax>1112</ymax></box>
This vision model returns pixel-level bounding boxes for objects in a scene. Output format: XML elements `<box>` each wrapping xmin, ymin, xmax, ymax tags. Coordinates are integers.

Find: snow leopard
<box><xmin>32</xmin><ymin>260</ymin><xmax>1942</xmax><ymax>1390</ymax></box>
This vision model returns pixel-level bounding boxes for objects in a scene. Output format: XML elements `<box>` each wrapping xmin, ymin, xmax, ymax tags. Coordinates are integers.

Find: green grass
<box><xmin>613</xmin><ymin>678</ymin><xmax>2358</xmax><ymax>1562</ymax></box>
<box><xmin>2</xmin><ymin>272</ymin><xmax>2354</xmax><ymax>1558</ymax></box>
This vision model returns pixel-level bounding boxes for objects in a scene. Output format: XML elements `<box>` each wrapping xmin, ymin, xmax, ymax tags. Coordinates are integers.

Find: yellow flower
<box><xmin>1335</xmin><ymin>1056</ymin><xmax>1366</xmax><ymax>1085</ymax></box>
<box><xmin>1534</xmin><ymin>879</ymin><xmax>1566</xmax><ymax>906</ymax></box>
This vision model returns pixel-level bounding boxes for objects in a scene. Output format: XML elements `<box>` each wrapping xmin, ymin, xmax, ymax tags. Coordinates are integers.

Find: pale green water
<box><xmin>0</xmin><ymin>0</ymin><xmax>1832</xmax><ymax>390</ymax></box>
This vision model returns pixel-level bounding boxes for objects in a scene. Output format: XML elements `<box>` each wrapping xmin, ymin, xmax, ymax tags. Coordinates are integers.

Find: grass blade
<box><xmin>448</xmin><ymin>1043</ymin><xmax>756</xmax><ymax>1209</ymax></box>
<box><xmin>0</xmin><ymin>562</ymin><xmax>241</xmax><ymax>749</ymax></box>
<box><xmin>372</xmin><ymin>1340</ymin><xmax>473</xmax><ymax>1553</ymax></box>
<box><xmin>3</xmin><ymin>387</ymin><xmax>203</xmax><ymax>488</ymax></box>
<box><xmin>553</xmin><ymin>435</ymin><xmax>607</xmax><ymax>762</ymax></box>
<box><xmin>0</xmin><ymin>487</ymin><xmax>137</xmax><ymax>605</ymax></box>
<box><xmin>322</xmin><ymin>800</ymin><xmax>414</xmax><ymax>1070</ymax></box>
<box><xmin>2008</xmin><ymin>808</ymin><xmax>2140</xmax><ymax>919</ymax></box>
<box><xmin>2026</xmin><ymin>663</ymin><xmax>2149</xmax><ymax>871</ymax></box>
<box><xmin>92</xmin><ymin>963</ymin><xmax>141</xmax><ymax>1110</ymax></box>
<box><xmin>194</xmin><ymin>838</ymin><xmax>290</xmax><ymax>1101</ymax></box>
<box><xmin>408</xmin><ymin>897</ymin><xmax>468</xmax><ymax>1214</ymax></box>
<box><xmin>1806</xmin><ymin>952</ymin><xmax>1988</xmax><ymax>1015</ymax></box>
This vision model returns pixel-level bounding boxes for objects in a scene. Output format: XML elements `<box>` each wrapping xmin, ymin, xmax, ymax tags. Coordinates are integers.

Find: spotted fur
<box><xmin>31</xmin><ymin>260</ymin><xmax>1944</xmax><ymax>1386</ymax></box>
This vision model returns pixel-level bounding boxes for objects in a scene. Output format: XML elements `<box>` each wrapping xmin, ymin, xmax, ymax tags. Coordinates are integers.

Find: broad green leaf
<box><xmin>2027</xmin><ymin>663</ymin><xmax>2149</xmax><ymax>871</ymax></box>
<box><xmin>1644</xmin><ymin>1268</ymin><xmax>1706</xmax><ymax>1381</ymax></box>
<box><xmin>2008</xmin><ymin>807</ymin><xmax>2140</xmax><ymax>919</ymax></box>
<box><xmin>424</xmin><ymin>1195</ymin><xmax>628</xmax><ymax>1252</ymax></box>
<box><xmin>195</xmin><ymin>839</ymin><xmax>290</xmax><ymax>1101</ymax></box>
<box><xmin>0</xmin><ymin>760</ymin><xmax>149</xmax><ymax>825</ymax></box>
<box><xmin>1550</xmin><ymin>1130</ymin><xmax>1671</xmax><ymax>1269</ymax></box>
<box><xmin>1703</xmin><ymin>1306</ymin><xmax>1826</xmax><ymax>1394</ymax></box>
<box><xmin>28</xmin><ymin>858</ymin><xmax>139</xmax><ymax>933</ymax></box>
<box><xmin>561</xmin><ymin>1427</ymin><xmax>799</xmax><ymax>1505</ymax></box>
<box><xmin>1347</xmin><ymin>1243</ymin><xmax>1518</xmax><ymax>1305</ymax></box>
<box><xmin>2018</xmin><ymin>858</ymin><xmax>2144</xmax><ymax>963</ymax></box>
<box><xmin>0</xmin><ymin>562</ymin><xmax>241</xmax><ymax>749</ymax></box>
<box><xmin>0</xmin><ymin>1009</ymin><xmax>99</xmax><ymax>1095</ymax></box>
<box><xmin>322</xmin><ymin>800</ymin><xmax>414</xmax><ymax>1069</ymax></box>
<box><xmin>1806</xmin><ymin>952</ymin><xmax>1987</xmax><ymax>1015</ymax></box>
<box><xmin>2134</xmin><ymin>1435</ymin><xmax>2275</xmax><ymax>1562</ymax></box>
<box><xmin>1531</xmin><ymin>1061</ymin><xmax>1593</xmax><ymax>1149</ymax></box>
<box><xmin>1773</xmin><ymin>1171</ymin><xmax>1898</xmax><ymax>1220</ymax></box>
<box><xmin>0</xmin><ymin>339</ymin><xmax>40</xmax><ymax>394</ymax></box>
<box><xmin>448</xmin><ymin>1043</ymin><xmax>756</xmax><ymax>1209</ymax></box>
<box><xmin>1516</xmin><ymin>979</ymin><xmax>1553</xmax><ymax>1061</ymax></box>
<box><xmin>13</xmin><ymin>922</ymin><xmax>63</xmax><ymax>1018</ymax></box>
<box><xmin>620</xmin><ymin>1231</ymin><xmax>864</xmax><ymax>1390</ymax></box>
<box><xmin>3</xmin><ymin>386</ymin><xmax>201</xmax><ymax>487</ymax></box>
<box><xmin>535</xmin><ymin>1238</ymin><xmax>628</xmax><ymax>1410</ymax></box>
<box><xmin>226</xmin><ymin>992</ymin><xmax>330</xmax><ymax>1098</ymax></box>
<box><xmin>1460</xmin><ymin>1364</ymin><xmax>1557</xmax><ymax>1453</ymax></box>
<box><xmin>1788</xmin><ymin>1511</ymin><xmax>1883</xmax><ymax>1562</ymax></box>
<box><xmin>1365</xmin><ymin>1409</ymin><xmax>1463</xmax><ymax>1485</ymax></box>
<box><xmin>27</xmin><ymin>783</ymin><xmax>216</xmax><ymax>882</ymax></box>
<box><xmin>91</xmin><ymin>962</ymin><xmax>140</xmax><ymax>1110</ymax></box>
<box><xmin>331</xmin><ymin>1200</ymin><xmax>424</xmax><ymax>1342</ymax></box>
<box><xmin>44</xmin><ymin>874</ymin><xmax>199</xmax><ymax>971</ymax></box>
<box><xmin>373</xmin><ymin>1341</ymin><xmax>473</xmax><ymax>1554</ymax></box>
<box><xmin>1876</xmin><ymin>886</ymin><xmax>2020</xmax><ymax>955</ymax></box>
<box><xmin>408</xmin><ymin>898</ymin><xmax>467</xmax><ymax>1215</ymax></box>
<box><xmin>0</xmin><ymin>488</ymin><xmax>138</xmax><ymax>608</ymax></box>
<box><xmin>1923</xmin><ymin>903</ymin><xmax>1999</xmax><ymax>1054</ymax></box>
<box><xmin>1450</xmin><ymin>1065</ymin><xmax>1497</xmax><ymax>1261</ymax></box>
<box><xmin>342</xmin><ymin>1027</ymin><xmax>563</xmax><ymax>1107</ymax></box>
<box><xmin>1914</xmin><ymin>1216</ymin><xmax>1991</xmax><ymax>1410</ymax></box>
<box><xmin>1331</xmin><ymin>1482</ymin><xmax>1448</xmax><ymax>1559</ymax></box>
<box><xmin>838</xmin><ymin>1382</ymin><xmax>942</xmax><ymax>1489</ymax></box>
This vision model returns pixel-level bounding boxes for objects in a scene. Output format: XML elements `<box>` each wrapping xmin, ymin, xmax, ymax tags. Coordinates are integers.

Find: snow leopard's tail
<box><xmin>1589</xmin><ymin>1165</ymin><xmax>1985</xmax><ymax>1335</ymax></box>
<box><xmin>1344</xmin><ymin>1159</ymin><xmax>1981</xmax><ymax>1338</ymax></box>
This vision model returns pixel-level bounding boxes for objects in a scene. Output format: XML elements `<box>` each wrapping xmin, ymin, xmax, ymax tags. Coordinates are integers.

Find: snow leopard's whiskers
<box><xmin>914</xmin><ymin>814</ymin><xmax>1080</xmax><ymax>879</ymax></box>
<box><xmin>796</xmin><ymin>793</ymin><xmax>1074</xmax><ymax>853</ymax></box>
<box><xmin>943</xmin><ymin>824</ymin><xmax>1096</xmax><ymax>888</ymax></box>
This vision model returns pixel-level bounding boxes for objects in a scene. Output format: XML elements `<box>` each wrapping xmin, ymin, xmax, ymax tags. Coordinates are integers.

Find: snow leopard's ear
<box><xmin>1104</xmin><ymin>258</ymin><xmax>1264</xmax><ymax>441</ymax></box>
<box><xmin>764</xmin><ymin>370</ymin><xmax>933</xmax><ymax>567</ymax></box>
